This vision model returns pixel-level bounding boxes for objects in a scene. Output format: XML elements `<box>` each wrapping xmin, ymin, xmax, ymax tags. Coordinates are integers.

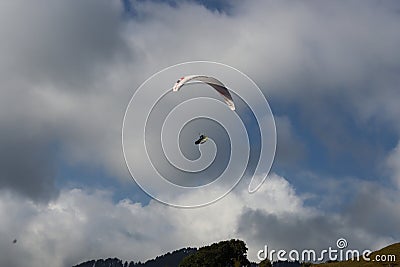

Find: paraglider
<box><xmin>194</xmin><ymin>134</ymin><xmax>208</xmax><ymax>145</ymax></box>
<box><xmin>172</xmin><ymin>75</ymin><xmax>235</xmax><ymax>111</ymax></box>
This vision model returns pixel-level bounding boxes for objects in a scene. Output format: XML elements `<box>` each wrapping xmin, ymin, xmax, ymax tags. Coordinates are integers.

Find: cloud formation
<box><xmin>386</xmin><ymin>142</ymin><xmax>400</xmax><ymax>188</ymax></box>
<box><xmin>1</xmin><ymin>0</ymin><xmax>400</xmax><ymax>199</ymax></box>
<box><xmin>1</xmin><ymin>174</ymin><xmax>398</xmax><ymax>266</ymax></box>
<box><xmin>1</xmin><ymin>0</ymin><xmax>400</xmax><ymax>266</ymax></box>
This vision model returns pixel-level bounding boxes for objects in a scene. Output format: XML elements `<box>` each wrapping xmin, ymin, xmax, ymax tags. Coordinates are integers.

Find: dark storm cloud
<box><xmin>343</xmin><ymin>183</ymin><xmax>400</xmax><ymax>238</ymax></box>
<box><xmin>386</xmin><ymin>142</ymin><xmax>400</xmax><ymax>188</ymax></box>
<box><xmin>0</xmin><ymin>0</ymin><xmax>129</xmax><ymax>87</ymax></box>
<box><xmin>0</xmin><ymin>129</ymin><xmax>58</xmax><ymax>202</ymax></box>
<box><xmin>273</xmin><ymin>116</ymin><xmax>306</xmax><ymax>170</ymax></box>
<box><xmin>0</xmin><ymin>0</ymin><xmax>130</xmax><ymax>201</ymax></box>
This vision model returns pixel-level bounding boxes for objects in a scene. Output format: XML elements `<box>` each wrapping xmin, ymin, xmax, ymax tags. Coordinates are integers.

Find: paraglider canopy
<box><xmin>173</xmin><ymin>75</ymin><xmax>235</xmax><ymax>111</ymax></box>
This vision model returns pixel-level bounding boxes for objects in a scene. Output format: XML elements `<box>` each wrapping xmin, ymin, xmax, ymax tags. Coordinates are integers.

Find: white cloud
<box><xmin>0</xmin><ymin>174</ymin><xmax>302</xmax><ymax>266</ymax></box>
<box><xmin>1</xmin><ymin>174</ymin><xmax>398</xmax><ymax>266</ymax></box>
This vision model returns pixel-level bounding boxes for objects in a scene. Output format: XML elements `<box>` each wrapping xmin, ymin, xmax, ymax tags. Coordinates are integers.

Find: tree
<box><xmin>179</xmin><ymin>239</ymin><xmax>250</xmax><ymax>267</ymax></box>
<box><xmin>258</xmin><ymin>258</ymin><xmax>272</xmax><ymax>267</ymax></box>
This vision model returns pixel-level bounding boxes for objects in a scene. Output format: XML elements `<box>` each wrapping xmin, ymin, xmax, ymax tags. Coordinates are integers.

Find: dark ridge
<box><xmin>73</xmin><ymin>248</ymin><xmax>196</xmax><ymax>267</ymax></box>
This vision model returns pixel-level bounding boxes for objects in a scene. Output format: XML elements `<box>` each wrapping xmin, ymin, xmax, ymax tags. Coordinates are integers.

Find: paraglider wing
<box><xmin>173</xmin><ymin>75</ymin><xmax>235</xmax><ymax>110</ymax></box>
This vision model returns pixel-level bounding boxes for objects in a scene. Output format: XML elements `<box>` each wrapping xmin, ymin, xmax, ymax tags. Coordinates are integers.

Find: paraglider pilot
<box><xmin>195</xmin><ymin>134</ymin><xmax>208</xmax><ymax>145</ymax></box>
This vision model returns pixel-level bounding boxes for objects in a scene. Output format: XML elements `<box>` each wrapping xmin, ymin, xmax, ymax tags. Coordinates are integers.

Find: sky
<box><xmin>1</xmin><ymin>0</ymin><xmax>400</xmax><ymax>266</ymax></box>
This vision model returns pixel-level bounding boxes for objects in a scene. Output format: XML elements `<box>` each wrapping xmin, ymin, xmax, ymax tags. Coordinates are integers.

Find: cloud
<box><xmin>0</xmin><ymin>0</ymin><xmax>127</xmax><ymax>86</ymax></box>
<box><xmin>0</xmin><ymin>130</ymin><xmax>58</xmax><ymax>202</ymax></box>
<box><xmin>273</xmin><ymin>116</ymin><xmax>306</xmax><ymax>169</ymax></box>
<box><xmin>237</xmin><ymin>177</ymin><xmax>400</xmax><ymax>261</ymax></box>
<box><xmin>0</xmin><ymin>0</ymin><xmax>132</xmax><ymax>200</ymax></box>
<box><xmin>1</xmin><ymin>174</ymin><xmax>398</xmax><ymax>266</ymax></box>
<box><xmin>1</xmin><ymin>0</ymin><xmax>400</xmax><ymax>201</ymax></box>
<box><xmin>1</xmin><ymin>0</ymin><xmax>400</xmax><ymax>265</ymax></box>
<box><xmin>343</xmin><ymin>181</ymin><xmax>400</xmax><ymax>240</ymax></box>
<box><xmin>386</xmin><ymin>142</ymin><xmax>400</xmax><ymax>188</ymax></box>
<box><xmin>0</xmin><ymin>174</ymin><xmax>297</xmax><ymax>266</ymax></box>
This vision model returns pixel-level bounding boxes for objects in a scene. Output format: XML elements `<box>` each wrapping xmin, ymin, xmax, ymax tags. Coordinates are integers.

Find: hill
<box><xmin>179</xmin><ymin>239</ymin><xmax>251</xmax><ymax>267</ymax></box>
<box><xmin>73</xmin><ymin>247</ymin><xmax>196</xmax><ymax>267</ymax></box>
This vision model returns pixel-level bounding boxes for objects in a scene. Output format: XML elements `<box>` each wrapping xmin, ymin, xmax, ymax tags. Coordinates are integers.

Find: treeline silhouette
<box><xmin>73</xmin><ymin>247</ymin><xmax>196</xmax><ymax>267</ymax></box>
<box><xmin>74</xmin><ymin>240</ymin><xmax>253</xmax><ymax>267</ymax></box>
<box><xmin>179</xmin><ymin>239</ymin><xmax>250</xmax><ymax>267</ymax></box>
